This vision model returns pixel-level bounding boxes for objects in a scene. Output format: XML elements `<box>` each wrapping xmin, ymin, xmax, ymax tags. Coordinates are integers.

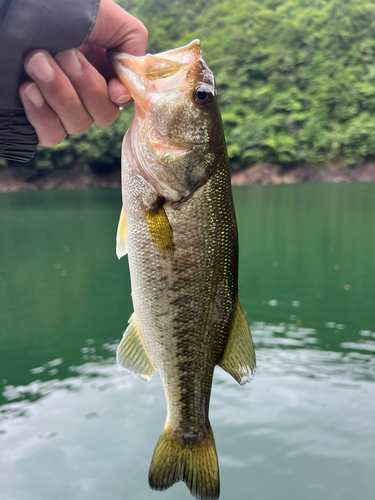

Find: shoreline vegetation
<box><xmin>1</xmin><ymin>163</ymin><xmax>375</xmax><ymax>193</ymax></box>
<box><xmin>3</xmin><ymin>0</ymin><xmax>375</xmax><ymax>191</ymax></box>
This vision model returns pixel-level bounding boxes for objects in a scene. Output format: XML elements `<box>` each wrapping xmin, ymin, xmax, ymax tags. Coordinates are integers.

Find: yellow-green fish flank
<box><xmin>110</xmin><ymin>40</ymin><xmax>256</xmax><ymax>500</ymax></box>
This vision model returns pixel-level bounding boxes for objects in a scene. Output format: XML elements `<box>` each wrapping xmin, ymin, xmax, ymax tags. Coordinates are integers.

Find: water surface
<box><xmin>0</xmin><ymin>184</ymin><xmax>374</xmax><ymax>500</ymax></box>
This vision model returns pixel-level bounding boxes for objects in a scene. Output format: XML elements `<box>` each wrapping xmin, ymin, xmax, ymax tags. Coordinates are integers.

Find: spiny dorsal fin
<box><xmin>117</xmin><ymin>313</ymin><xmax>156</xmax><ymax>381</ymax></box>
<box><xmin>142</xmin><ymin>204</ymin><xmax>174</xmax><ymax>259</ymax></box>
<box><xmin>116</xmin><ymin>206</ymin><xmax>128</xmax><ymax>259</ymax></box>
<box><xmin>218</xmin><ymin>297</ymin><xmax>256</xmax><ymax>385</ymax></box>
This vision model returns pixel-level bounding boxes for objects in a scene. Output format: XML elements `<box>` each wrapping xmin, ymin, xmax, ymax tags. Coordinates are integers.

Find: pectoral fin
<box><xmin>142</xmin><ymin>203</ymin><xmax>174</xmax><ymax>259</ymax></box>
<box><xmin>218</xmin><ymin>298</ymin><xmax>256</xmax><ymax>385</ymax></box>
<box><xmin>117</xmin><ymin>313</ymin><xmax>156</xmax><ymax>381</ymax></box>
<box><xmin>116</xmin><ymin>206</ymin><xmax>128</xmax><ymax>259</ymax></box>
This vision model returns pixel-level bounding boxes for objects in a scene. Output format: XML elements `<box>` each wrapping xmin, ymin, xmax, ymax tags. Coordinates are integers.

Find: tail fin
<box><xmin>148</xmin><ymin>425</ymin><xmax>220</xmax><ymax>500</ymax></box>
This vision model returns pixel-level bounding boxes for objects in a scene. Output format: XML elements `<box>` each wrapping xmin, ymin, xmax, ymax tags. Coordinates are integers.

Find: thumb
<box><xmin>88</xmin><ymin>0</ymin><xmax>147</xmax><ymax>56</ymax></box>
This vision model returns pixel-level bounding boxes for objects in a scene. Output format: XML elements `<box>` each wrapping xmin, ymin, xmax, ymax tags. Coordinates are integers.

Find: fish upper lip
<box><xmin>110</xmin><ymin>55</ymin><xmax>147</xmax><ymax>94</ymax></box>
<box><xmin>106</xmin><ymin>49</ymin><xmax>142</xmax><ymax>64</ymax></box>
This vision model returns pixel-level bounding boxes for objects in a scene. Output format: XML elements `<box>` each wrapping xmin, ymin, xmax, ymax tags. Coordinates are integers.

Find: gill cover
<box><xmin>109</xmin><ymin>40</ymin><xmax>219</xmax><ymax>203</ymax></box>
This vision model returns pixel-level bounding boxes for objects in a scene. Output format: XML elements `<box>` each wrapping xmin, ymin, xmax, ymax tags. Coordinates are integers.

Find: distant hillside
<box><xmin>3</xmin><ymin>0</ymin><xmax>375</xmax><ymax>173</ymax></box>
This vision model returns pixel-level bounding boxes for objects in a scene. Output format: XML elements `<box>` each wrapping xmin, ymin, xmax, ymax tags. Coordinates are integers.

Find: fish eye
<box><xmin>193</xmin><ymin>84</ymin><xmax>214</xmax><ymax>108</ymax></box>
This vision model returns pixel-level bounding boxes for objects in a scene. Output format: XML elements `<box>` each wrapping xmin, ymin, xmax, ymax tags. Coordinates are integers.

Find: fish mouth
<box><xmin>108</xmin><ymin>50</ymin><xmax>146</xmax><ymax>95</ymax></box>
<box><xmin>107</xmin><ymin>40</ymin><xmax>202</xmax><ymax>98</ymax></box>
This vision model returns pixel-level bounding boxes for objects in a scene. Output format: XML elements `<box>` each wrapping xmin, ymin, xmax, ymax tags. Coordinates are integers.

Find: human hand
<box><xmin>19</xmin><ymin>0</ymin><xmax>147</xmax><ymax>146</ymax></box>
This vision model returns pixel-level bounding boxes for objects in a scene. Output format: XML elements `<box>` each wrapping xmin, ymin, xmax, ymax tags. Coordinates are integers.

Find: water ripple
<box><xmin>251</xmin><ymin>322</ymin><xmax>375</xmax><ymax>382</ymax></box>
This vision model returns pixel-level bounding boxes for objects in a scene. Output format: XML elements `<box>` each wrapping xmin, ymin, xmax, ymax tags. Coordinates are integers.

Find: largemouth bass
<box><xmin>110</xmin><ymin>40</ymin><xmax>256</xmax><ymax>500</ymax></box>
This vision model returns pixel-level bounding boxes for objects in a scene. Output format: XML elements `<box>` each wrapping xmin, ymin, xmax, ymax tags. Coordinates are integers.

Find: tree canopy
<box><xmin>9</xmin><ymin>0</ymin><xmax>375</xmax><ymax>171</ymax></box>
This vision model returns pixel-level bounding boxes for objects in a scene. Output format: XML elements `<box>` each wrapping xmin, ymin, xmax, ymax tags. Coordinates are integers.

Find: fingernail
<box><xmin>56</xmin><ymin>49</ymin><xmax>82</xmax><ymax>79</ymax></box>
<box><xmin>118</xmin><ymin>101</ymin><xmax>133</xmax><ymax>111</ymax></box>
<box><xmin>24</xmin><ymin>83</ymin><xmax>44</xmax><ymax>107</ymax></box>
<box><xmin>114</xmin><ymin>94</ymin><xmax>132</xmax><ymax>105</ymax></box>
<box><xmin>27</xmin><ymin>52</ymin><xmax>54</xmax><ymax>82</ymax></box>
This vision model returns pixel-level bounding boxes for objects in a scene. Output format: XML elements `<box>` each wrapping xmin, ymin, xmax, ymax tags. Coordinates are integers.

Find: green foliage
<box><xmin>11</xmin><ymin>0</ymin><xmax>375</xmax><ymax>170</ymax></box>
<box><xmin>124</xmin><ymin>0</ymin><xmax>375</xmax><ymax>168</ymax></box>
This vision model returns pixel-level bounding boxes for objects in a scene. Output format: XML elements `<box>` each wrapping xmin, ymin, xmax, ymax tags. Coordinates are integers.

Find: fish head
<box><xmin>110</xmin><ymin>40</ymin><xmax>225</xmax><ymax>202</ymax></box>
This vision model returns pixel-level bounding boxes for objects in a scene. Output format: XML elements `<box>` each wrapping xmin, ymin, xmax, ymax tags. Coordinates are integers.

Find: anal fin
<box><xmin>218</xmin><ymin>297</ymin><xmax>256</xmax><ymax>385</ymax></box>
<box><xmin>116</xmin><ymin>206</ymin><xmax>128</xmax><ymax>259</ymax></box>
<box><xmin>117</xmin><ymin>313</ymin><xmax>156</xmax><ymax>381</ymax></box>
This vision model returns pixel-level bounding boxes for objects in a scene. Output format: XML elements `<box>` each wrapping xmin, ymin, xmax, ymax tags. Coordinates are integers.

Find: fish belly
<box><xmin>122</xmin><ymin>155</ymin><xmax>237</xmax><ymax>435</ymax></box>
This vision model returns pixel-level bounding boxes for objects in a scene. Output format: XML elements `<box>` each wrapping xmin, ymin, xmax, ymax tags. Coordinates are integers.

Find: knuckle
<box><xmin>134</xmin><ymin>20</ymin><xmax>148</xmax><ymax>41</ymax></box>
<box><xmin>88</xmin><ymin>80</ymin><xmax>107</xmax><ymax>102</ymax></box>
<box><xmin>66</xmin><ymin>117</ymin><xmax>93</xmax><ymax>135</ymax></box>
<box><xmin>80</xmin><ymin>82</ymin><xmax>120</xmax><ymax>127</ymax></box>
<box><xmin>125</xmin><ymin>18</ymin><xmax>148</xmax><ymax>42</ymax></box>
<box><xmin>95</xmin><ymin>107</ymin><xmax>120</xmax><ymax>128</ymax></box>
<box><xmin>55</xmin><ymin>88</ymin><xmax>78</xmax><ymax>108</ymax></box>
<box><xmin>39</xmin><ymin>129</ymin><xmax>67</xmax><ymax>147</ymax></box>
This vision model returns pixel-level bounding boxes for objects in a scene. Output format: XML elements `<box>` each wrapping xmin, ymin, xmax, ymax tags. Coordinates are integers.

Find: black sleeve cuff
<box><xmin>0</xmin><ymin>110</ymin><xmax>38</xmax><ymax>162</ymax></box>
<box><xmin>0</xmin><ymin>0</ymin><xmax>101</xmax><ymax>162</ymax></box>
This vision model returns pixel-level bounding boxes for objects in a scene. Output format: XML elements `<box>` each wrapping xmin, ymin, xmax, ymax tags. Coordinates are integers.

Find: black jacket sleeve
<box><xmin>0</xmin><ymin>0</ymin><xmax>100</xmax><ymax>162</ymax></box>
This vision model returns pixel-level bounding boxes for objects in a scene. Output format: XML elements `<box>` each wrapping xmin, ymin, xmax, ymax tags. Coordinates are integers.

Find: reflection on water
<box><xmin>0</xmin><ymin>185</ymin><xmax>374</xmax><ymax>500</ymax></box>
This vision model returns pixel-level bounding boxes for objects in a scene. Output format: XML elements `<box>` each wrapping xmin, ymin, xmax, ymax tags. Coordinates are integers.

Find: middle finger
<box><xmin>25</xmin><ymin>50</ymin><xmax>93</xmax><ymax>135</ymax></box>
<box><xmin>55</xmin><ymin>49</ymin><xmax>122</xmax><ymax>126</ymax></box>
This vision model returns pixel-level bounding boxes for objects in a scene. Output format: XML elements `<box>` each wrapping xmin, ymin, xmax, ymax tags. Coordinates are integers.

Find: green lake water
<box><xmin>0</xmin><ymin>184</ymin><xmax>374</xmax><ymax>500</ymax></box>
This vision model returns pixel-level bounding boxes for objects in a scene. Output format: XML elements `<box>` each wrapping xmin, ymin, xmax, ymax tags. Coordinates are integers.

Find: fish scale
<box><xmin>110</xmin><ymin>40</ymin><xmax>255</xmax><ymax>500</ymax></box>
